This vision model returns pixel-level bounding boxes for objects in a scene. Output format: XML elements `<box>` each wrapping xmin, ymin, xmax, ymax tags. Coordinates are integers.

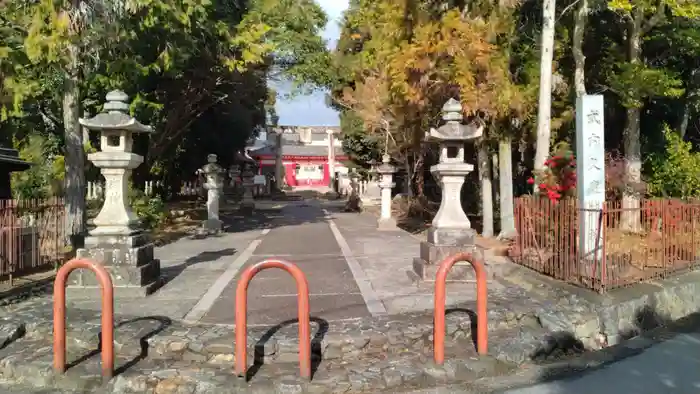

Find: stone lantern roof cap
<box><xmin>425</xmin><ymin>98</ymin><xmax>483</xmax><ymax>142</ymax></box>
<box><xmin>377</xmin><ymin>154</ymin><xmax>395</xmax><ymax>173</ymax></box>
<box><xmin>202</xmin><ymin>155</ymin><xmax>223</xmax><ymax>174</ymax></box>
<box><xmin>79</xmin><ymin>90</ymin><xmax>153</xmax><ymax>133</ymax></box>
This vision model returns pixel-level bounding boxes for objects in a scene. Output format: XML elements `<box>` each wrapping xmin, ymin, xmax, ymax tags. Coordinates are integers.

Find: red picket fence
<box><xmin>0</xmin><ymin>198</ymin><xmax>66</xmax><ymax>285</ymax></box>
<box><xmin>511</xmin><ymin>196</ymin><xmax>700</xmax><ymax>292</ymax></box>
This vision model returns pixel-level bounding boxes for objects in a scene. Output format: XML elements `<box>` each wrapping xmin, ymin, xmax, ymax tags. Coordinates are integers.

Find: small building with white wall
<box><xmin>248</xmin><ymin>126</ymin><xmax>347</xmax><ymax>188</ymax></box>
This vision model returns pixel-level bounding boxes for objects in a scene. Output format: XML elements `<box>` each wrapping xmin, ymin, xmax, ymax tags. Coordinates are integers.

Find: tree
<box><xmin>533</xmin><ymin>0</ymin><xmax>557</xmax><ymax>191</ymax></box>
<box><xmin>1</xmin><ymin>0</ymin><xmax>330</xmax><ymax>243</ymax></box>
<box><xmin>572</xmin><ymin>0</ymin><xmax>595</xmax><ymax>97</ymax></box>
<box><xmin>607</xmin><ymin>0</ymin><xmax>700</xmax><ymax>230</ymax></box>
<box><xmin>332</xmin><ymin>0</ymin><xmax>536</xmax><ymax>234</ymax></box>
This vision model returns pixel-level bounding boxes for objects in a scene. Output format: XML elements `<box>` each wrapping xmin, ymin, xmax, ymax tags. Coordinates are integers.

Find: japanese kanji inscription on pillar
<box><xmin>576</xmin><ymin>95</ymin><xmax>606</xmax><ymax>262</ymax></box>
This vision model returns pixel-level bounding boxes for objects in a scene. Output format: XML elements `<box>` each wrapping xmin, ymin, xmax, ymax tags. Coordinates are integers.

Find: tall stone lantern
<box><xmin>201</xmin><ymin>154</ymin><xmax>224</xmax><ymax>232</ymax></box>
<box><xmin>75</xmin><ymin>90</ymin><xmax>161</xmax><ymax>295</ymax></box>
<box><xmin>412</xmin><ymin>98</ymin><xmax>483</xmax><ymax>281</ymax></box>
<box><xmin>228</xmin><ymin>163</ymin><xmax>241</xmax><ymax>188</ymax></box>
<box><xmin>376</xmin><ymin>154</ymin><xmax>397</xmax><ymax>231</ymax></box>
<box><xmin>240</xmin><ymin>161</ymin><xmax>256</xmax><ymax>213</ymax></box>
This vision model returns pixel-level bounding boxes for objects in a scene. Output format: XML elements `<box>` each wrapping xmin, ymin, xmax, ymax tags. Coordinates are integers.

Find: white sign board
<box><xmin>253</xmin><ymin>175</ymin><xmax>266</xmax><ymax>185</ymax></box>
<box><xmin>575</xmin><ymin>95</ymin><xmax>606</xmax><ymax>261</ymax></box>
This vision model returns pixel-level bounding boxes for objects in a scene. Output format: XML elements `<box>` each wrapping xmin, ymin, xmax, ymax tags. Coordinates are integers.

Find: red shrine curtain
<box><xmin>322</xmin><ymin>163</ymin><xmax>330</xmax><ymax>186</ymax></box>
<box><xmin>284</xmin><ymin>163</ymin><xmax>297</xmax><ymax>186</ymax></box>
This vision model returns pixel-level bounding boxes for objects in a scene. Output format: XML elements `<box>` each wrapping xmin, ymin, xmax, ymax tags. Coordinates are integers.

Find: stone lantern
<box><xmin>239</xmin><ymin>159</ymin><xmax>256</xmax><ymax>213</ymax></box>
<box><xmin>75</xmin><ymin>90</ymin><xmax>161</xmax><ymax>295</ymax></box>
<box><xmin>412</xmin><ymin>98</ymin><xmax>483</xmax><ymax>281</ymax></box>
<box><xmin>201</xmin><ymin>154</ymin><xmax>224</xmax><ymax>232</ymax></box>
<box><xmin>349</xmin><ymin>170</ymin><xmax>360</xmax><ymax>197</ymax></box>
<box><xmin>222</xmin><ymin>164</ymin><xmax>239</xmax><ymax>204</ymax></box>
<box><xmin>376</xmin><ymin>154</ymin><xmax>397</xmax><ymax>231</ymax></box>
<box><xmin>228</xmin><ymin>163</ymin><xmax>241</xmax><ymax>187</ymax></box>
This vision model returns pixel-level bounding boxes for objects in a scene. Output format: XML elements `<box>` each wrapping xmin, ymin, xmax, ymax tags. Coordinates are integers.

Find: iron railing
<box><xmin>512</xmin><ymin>196</ymin><xmax>700</xmax><ymax>292</ymax></box>
<box><xmin>0</xmin><ymin>198</ymin><xmax>65</xmax><ymax>285</ymax></box>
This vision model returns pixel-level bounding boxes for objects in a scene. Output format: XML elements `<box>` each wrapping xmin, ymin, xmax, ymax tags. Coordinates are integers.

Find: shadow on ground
<box><xmin>221</xmin><ymin>200</ymin><xmax>330</xmax><ymax>234</ymax></box>
<box><xmin>65</xmin><ymin>316</ymin><xmax>172</xmax><ymax>376</ymax></box>
<box><xmin>245</xmin><ymin>317</ymin><xmax>329</xmax><ymax>381</ymax></box>
<box><xmin>507</xmin><ymin>304</ymin><xmax>700</xmax><ymax>394</ymax></box>
<box><xmin>446</xmin><ymin>308</ymin><xmax>479</xmax><ymax>350</ymax></box>
<box><xmin>161</xmin><ymin>248</ymin><xmax>237</xmax><ymax>285</ymax></box>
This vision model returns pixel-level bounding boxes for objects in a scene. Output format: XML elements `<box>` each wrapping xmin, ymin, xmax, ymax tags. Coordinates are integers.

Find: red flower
<box><xmin>547</xmin><ymin>191</ymin><xmax>561</xmax><ymax>200</ymax></box>
<box><xmin>539</xmin><ymin>183</ymin><xmax>547</xmax><ymax>190</ymax></box>
<box><xmin>527</xmin><ymin>177</ymin><xmax>535</xmax><ymax>185</ymax></box>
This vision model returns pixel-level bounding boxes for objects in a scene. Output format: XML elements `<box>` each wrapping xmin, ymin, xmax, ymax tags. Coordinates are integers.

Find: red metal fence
<box><xmin>0</xmin><ymin>198</ymin><xmax>65</xmax><ymax>285</ymax></box>
<box><xmin>512</xmin><ymin>196</ymin><xmax>700</xmax><ymax>292</ymax></box>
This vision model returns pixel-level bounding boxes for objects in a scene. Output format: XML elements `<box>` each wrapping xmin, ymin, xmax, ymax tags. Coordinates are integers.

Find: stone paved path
<box><xmin>327</xmin><ymin>207</ymin><xmax>511</xmax><ymax>315</ymax></box>
<box><xmin>201</xmin><ymin>201</ymin><xmax>372</xmax><ymax>325</ymax></box>
<box><xmin>64</xmin><ymin>210</ymin><xmax>268</xmax><ymax>318</ymax></box>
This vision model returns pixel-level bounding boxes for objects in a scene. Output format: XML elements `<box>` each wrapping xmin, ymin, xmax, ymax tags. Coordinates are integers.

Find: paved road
<box><xmin>502</xmin><ymin>332</ymin><xmax>700</xmax><ymax>394</ymax></box>
<box><xmin>202</xmin><ymin>201</ymin><xmax>371</xmax><ymax>326</ymax></box>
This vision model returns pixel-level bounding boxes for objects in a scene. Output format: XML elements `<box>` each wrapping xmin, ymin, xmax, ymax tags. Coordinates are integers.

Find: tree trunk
<box><xmin>63</xmin><ymin>42</ymin><xmax>86</xmax><ymax>249</ymax></box>
<box><xmin>478</xmin><ymin>141</ymin><xmax>493</xmax><ymax>237</ymax></box>
<box><xmin>621</xmin><ymin>13</ymin><xmax>643</xmax><ymax>232</ymax></box>
<box><xmin>533</xmin><ymin>0</ymin><xmax>557</xmax><ymax>193</ymax></box>
<box><xmin>413</xmin><ymin>152</ymin><xmax>425</xmax><ymax>197</ymax></box>
<box><xmin>679</xmin><ymin>101</ymin><xmax>690</xmax><ymax>140</ymax></box>
<box><xmin>498</xmin><ymin>137</ymin><xmax>516</xmax><ymax>239</ymax></box>
<box><xmin>404</xmin><ymin>159</ymin><xmax>414</xmax><ymax>197</ymax></box>
<box><xmin>573</xmin><ymin>0</ymin><xmax>587</xmax><ymax>96</ymax></box>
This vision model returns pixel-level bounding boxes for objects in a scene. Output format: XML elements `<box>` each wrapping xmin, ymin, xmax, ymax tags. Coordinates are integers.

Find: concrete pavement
<box><xmin>501</xmin><ymin>331</ymin><xmax>700</xmax><ymax>394</ymax></box>
<box><xmin>200</xmin><ymin>201</ymin><xmax>373</xmax><ymax>325</ymax></box>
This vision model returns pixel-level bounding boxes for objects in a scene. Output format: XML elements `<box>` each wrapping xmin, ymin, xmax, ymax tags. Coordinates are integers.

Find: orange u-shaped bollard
<box><xmin>235</xmin><ymin>259</ymin><xmax>311</xmax><ymax>379</ymax></box>
<box><xmin>53</xmin><ymin>258</ymin><xmax>114</xmax><ymax>379</ymax></box>
<box><xmin>433</xmin><ymin>252</ymin><xmax>488</xmax><ymax>364</ymax></box>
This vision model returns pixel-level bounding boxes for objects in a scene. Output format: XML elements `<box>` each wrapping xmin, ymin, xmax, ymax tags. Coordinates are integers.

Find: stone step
<box><xmin>17</xmin><ymin>311</ymin><xmax>539</xmax><ymax>369</ymax></box>
<box><xmin>413</xmin><ymin>257</ymin><xmax>500</xmax><ymax>282</ymax></box>
<box><xmin>0</xmin><ymin>331</ymin><xmax>515</xmax><ymax>394</ymax></box>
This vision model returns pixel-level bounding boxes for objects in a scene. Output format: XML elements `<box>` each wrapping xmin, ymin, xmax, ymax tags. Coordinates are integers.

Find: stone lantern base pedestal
<box><xmin>239</xmin><ymin>201</ymin><xmax>255</xmax><ymax>215</ymax></box>
<box><xmin>202</xmin><ymin>218</ymin><xmax>223</xmax><ymax>232</ymax></box>
<box><xmin>412</xmin><ymin>227</ymin><xmax>484</xmax><ymax>282</ymax></box>
<box><xmin>73</xmin><ymin>231</ymin><xmax>162</xmax><ymax>296</ymax></box>
<box><xmin>377</xmin><ymin>217</ymin><xmax>397</xmax><ymax>231</ymax></box>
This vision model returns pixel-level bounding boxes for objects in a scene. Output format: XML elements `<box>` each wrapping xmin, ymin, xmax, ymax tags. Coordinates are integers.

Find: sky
<box><xmin>272</xmin><ymin>0</ymin><xmax>348</xmax><ymax>127</ymax></box>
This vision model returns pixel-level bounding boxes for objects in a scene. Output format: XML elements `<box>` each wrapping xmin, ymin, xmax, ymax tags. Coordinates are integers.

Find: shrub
<box><xmin>528</xmin><ymin>142</ymin><xmax>576</xmax><ymax>202</ymax></box>
<box><xmin>11</xmin><ymin>135</ymin><xmax>62</xmax><ymax>199</ymax></box>
<box><xmin>647</xmin><ymin>126</ymin><xmax>700</xmax><ymax>199</ymax></box>
<box><xmin>128</xmin><ymin>185</ymin><xmax>166</xmax><ymax>230</ymax></box>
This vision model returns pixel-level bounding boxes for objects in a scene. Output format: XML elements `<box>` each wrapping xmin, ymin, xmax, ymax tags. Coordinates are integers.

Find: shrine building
<box><xmin>247</xmin><ymin>126</ymin><xmax>347</xmax><ymax>188</ymax></box>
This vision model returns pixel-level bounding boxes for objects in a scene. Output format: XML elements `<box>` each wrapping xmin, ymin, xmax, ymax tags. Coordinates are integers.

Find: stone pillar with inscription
<box><xmin>412</xmin><ymin>99</ymin><xmax>484</xmax><ymax>281</ymax></box>
<box><xmin>201</xmin><ymin>154</ymin><xmax>224</xmax><ymax>232</ymax></box>
<box><xmin>576</xmin><ymin>95</ymin><xmax>606</xmax><ymax>272</ymax></box>
<box><xmin>377</xmin><ymin>154</ymin><xmax>397</xmax><ymax>231</ymax></box>
<box><xmin>75</xmin><ymin>91</ymin><xmax>161</xmax><ymax>295</ymax></box>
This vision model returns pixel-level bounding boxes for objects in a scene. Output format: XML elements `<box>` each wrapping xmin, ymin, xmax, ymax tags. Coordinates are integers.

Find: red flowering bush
<box><xmin>528</xmin><ymin>142</ymin><xmax>577</xmax><ymax>202</ymax></box>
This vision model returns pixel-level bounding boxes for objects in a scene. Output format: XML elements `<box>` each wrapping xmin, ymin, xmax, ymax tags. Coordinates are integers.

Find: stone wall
<box><xmin>498</xmin><ymin>262</ymin><xmax>700</xmax><ymax>349</ymax></box>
